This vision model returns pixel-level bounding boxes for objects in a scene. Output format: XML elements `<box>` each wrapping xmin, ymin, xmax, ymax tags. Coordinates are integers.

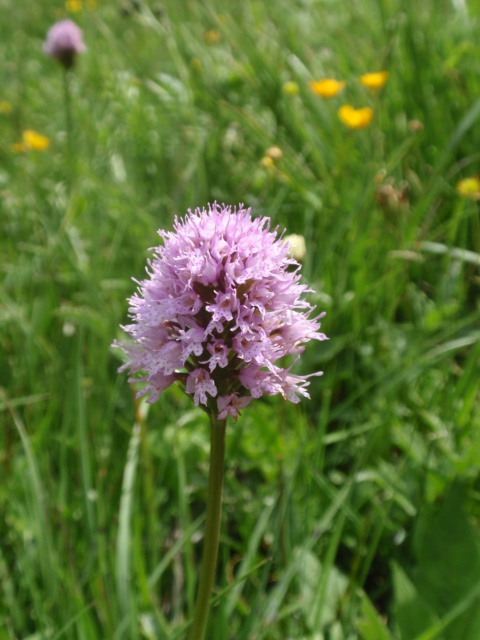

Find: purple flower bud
<box><xmin>114</xmin><ymin>203</ymin><xmax>328</xmax><ymax>419</ymax></box>
<box><xmin>44</xmin><ymin>19</ymin><xmax>86</xmax><ymax>69</ymax></box>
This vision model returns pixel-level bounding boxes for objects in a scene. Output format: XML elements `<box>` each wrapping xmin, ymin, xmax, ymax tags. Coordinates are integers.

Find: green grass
<box><xmin>1</xmin><ymin>0</ymin><xmax>480</xmax><ymax>638</ymax></box>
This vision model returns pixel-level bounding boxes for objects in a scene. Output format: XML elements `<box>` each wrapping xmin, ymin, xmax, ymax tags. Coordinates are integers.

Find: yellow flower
<box><xmin>359</xmin><ymin>70</ymin><xmax>389</xmax><ymax>90</ymax></box>
<box><xmin>456</xmin><ymin>176</ymin><xmax>480</xmax><ymax>199</ymax></box>
<box><xmin>338</xmin><ymin>104</ymin><xmax>373</xmax><ymax>128</ymax></box>
<box><xmin>284</xmin><ymin>234</ymin><xmax>306</xmax><ymax>261</ymax></box>
<box><xmin>261</xmin><ymin>146</ymin><xmax>283</xmax><ymax>169</ymax></box>
<box><xmin>265</xmin><ymin>145</ymin><xmax>283</xmax><ymax>160</ymax></box>
<box><xmin>204</xmin><ymin>29</ymin><xmax>221</xmax><ymax>44</ymax></box>
<box><xmin>283</xmin><ymin>81</ymin><xmax>299</xmax><ymax>95</ymax></box>
<box><xmin>66</xmin><ymin>0</ymin><xmax>82</xmax><ymax>10</ymax></box>
<box><xmin>12</xmin><ymin>129</ymin><xmax>51</xmax><ymax>152</ymax></box>
<box><xmin>23</xmin><ymin>130</ymin><xmax>50</xmax><ymax>150</ymax></box>
<box><xmin>0</xmin><ymin>100</ymin><xmax>13</xmax><ymax>114</ymax></box>
<box><xmin>309</xmin><ymin>78</ymin><xmax>346</xmax><ymax>98</ymax></box>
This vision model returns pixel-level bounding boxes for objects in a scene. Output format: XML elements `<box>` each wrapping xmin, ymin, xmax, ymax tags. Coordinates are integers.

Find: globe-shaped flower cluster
<box><xmin>115</xmin><ymin>204</ymin><xmax>327</xmax><ymax>419</ymax></box>
<box><xmin>44</xmin><ymin>19</ymin><xmax>86</xmax><ymax>69</ymax></box>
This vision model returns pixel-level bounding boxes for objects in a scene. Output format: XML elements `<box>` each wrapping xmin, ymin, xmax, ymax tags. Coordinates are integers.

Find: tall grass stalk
<box><xmin>116</xmin><ymin>421</ymin><xmax>141</xmax><ymax>637</ymax></box>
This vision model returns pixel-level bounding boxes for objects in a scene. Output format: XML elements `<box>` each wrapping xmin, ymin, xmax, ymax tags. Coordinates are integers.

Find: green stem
<box><xmin>63</xmin><ymin>69</ymin><xmax>74</xmax><ymax>185</ymax></box>
<box><xmin>188</xmin><ymin>415</ymin><xmax>227</xmax><ymax>640</ymax></box>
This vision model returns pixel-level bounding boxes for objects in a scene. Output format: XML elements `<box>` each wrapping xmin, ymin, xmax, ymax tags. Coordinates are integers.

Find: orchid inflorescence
<box><xmin>115</xmin><ymin>203</ymin><xmax>327</xmax><ymax>419</ymax></box>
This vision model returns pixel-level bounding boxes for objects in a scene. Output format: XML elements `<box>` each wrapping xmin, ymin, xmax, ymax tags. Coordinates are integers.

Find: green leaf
<box><xmin>398</xmin><ymin>483</ymin><xmax>480</xmax><ymax>640</ymax></box>
<box><xmin>357</xmin><ymin>590</ymin><xmax>393</xmax><ymax>640</ymax></box>
<box><xmin>412</xmin><ymin>484</ymin><xmax>480</xmax><ymax>614</ymax></box>
<box><xmin>391</xmin><ymin>562</ymin><xmax>437</xmax><ymax>640</ymax></box>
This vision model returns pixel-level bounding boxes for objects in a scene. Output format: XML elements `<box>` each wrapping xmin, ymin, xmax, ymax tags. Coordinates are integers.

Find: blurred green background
<box><xmin>1</xmin><ymin>0</ymin><xmax>480</xmax><ymax>638</ymax></box>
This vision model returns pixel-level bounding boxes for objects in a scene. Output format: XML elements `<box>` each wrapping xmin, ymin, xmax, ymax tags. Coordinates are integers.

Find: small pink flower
<box><xmin>217</xmin><ymin>394</ymin><xmax>251</xmax><ymax>420</ymax></box>
<box><xmin>204</xmin><ymin>341</ymin><xmax>230</xmax><ymax>372</ymax></box>
<box><xmin>44</xmin><ymin>19</ymin><xmax>86</xmax><ymax>69</ymax></box>
<box><xmin>186</xmin><ymin>369</ymin><xmax>218</xmax><ymax>406</ymax></box>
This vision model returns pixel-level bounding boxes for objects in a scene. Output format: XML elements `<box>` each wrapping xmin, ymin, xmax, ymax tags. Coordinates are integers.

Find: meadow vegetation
<box><xmin>1</xmin><ymin>0</ymin><xmax>480</xmax><ymax>638</ymax></box>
